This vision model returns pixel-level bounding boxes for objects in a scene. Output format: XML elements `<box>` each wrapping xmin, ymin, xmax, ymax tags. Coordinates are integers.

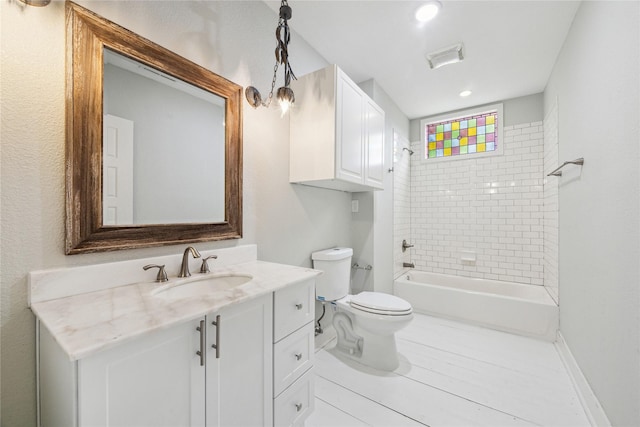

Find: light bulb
<box><xmin>277</xmin><ymin>86</ymin><xmax>295</xmax><ymax>114</ymax></box>
<box><xmin>279</xmin><ymin>99</ymin><xmax>292</xmax><ymax>115</ymax></box>
<box><xmin>19</xmin><ymin>0</ymin><xmax>51</xmax><ymax>5</ymax></box>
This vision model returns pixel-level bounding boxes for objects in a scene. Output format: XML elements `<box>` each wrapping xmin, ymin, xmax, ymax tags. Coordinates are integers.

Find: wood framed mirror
<box><xmin>65</xmin><ymin>1</ymin><xmax>242</xmax><ymax>254</ymax></box>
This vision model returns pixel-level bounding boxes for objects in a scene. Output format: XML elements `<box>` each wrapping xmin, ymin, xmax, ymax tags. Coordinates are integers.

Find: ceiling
<box><xmin>265</xmin><ymin>0</ymin><xmax>580</xmax><ymax>120</ymax></box>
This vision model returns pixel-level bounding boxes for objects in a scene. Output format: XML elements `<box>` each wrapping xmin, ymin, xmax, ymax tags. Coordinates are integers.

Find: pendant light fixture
<box><xmin>245</xmin><ymin>0</ymin><xmax>297</xmax><ymax>113</ymax></box>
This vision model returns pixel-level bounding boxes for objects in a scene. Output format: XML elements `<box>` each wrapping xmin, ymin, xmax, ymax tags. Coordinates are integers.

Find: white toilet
<box><xmin>312</xmin><ymin>247</ymin><xmax>413</xmax><ymax>371</ymax></box>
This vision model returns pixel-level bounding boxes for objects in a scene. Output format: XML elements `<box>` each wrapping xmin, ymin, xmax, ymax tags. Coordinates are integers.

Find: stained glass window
<box><xmin>423</xmin><ymin>106</ymin><xmax>502</xmax><ymax>161</ymax></box>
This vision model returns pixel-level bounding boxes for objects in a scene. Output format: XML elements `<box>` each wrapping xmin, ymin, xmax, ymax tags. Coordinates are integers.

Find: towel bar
<box><xmin>352</xmin><ymin>263</ymin><xmax>372</xmax><ymax>271</ymax></box>
<box><xmin>547</xmin><ymin>158</ymin><xmax>584</xmax><ymax>177</ymax></box>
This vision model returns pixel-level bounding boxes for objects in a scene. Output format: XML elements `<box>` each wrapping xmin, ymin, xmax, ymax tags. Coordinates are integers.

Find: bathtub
<box><xmin>394</xmin><ymin>270</ymin><xmax>559</xmax><ymax>341</ymax></box>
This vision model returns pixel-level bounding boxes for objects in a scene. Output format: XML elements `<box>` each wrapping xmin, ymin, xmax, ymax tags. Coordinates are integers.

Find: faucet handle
<box><xmin>143</xmin><ymin>264</ymin><xmax>169</xmax><ymax>282</ymax></box>
<box><xmin>402</xmin><ymin>239</ymin><xmax>414</xmax><ymax>252</ymax></box>
<box><xmin>200</xmin><ymin>255</ymin><xmax>218</xmax><ymax>273</ymax></box>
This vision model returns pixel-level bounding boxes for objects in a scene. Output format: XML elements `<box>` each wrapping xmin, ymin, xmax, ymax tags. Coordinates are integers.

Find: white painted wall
<box><xmin>1</xmin><ymin>4</ymin><xmax>66</xmax><ymax>423</ymax></box>
<box><xmin>544</xmin><ymin>2</ymin><xmax>640</xmax><ymax>425</ymax></box>
<box><xmin>0</xmin><ymin>1</ymin><xmax>351</xmax><ymax>424</ymax></box>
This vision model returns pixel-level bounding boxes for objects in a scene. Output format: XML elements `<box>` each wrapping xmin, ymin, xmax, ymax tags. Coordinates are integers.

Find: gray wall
<box><xmin>544</xmin><ymin>1</ymin><xmax>640</xmax><ymax>425</ymax></box>
<box><xmin>410</xmin><ymin>93</ymin><xmax>543</xmax><ymax>142</ymax></box>
<box><xmin>0</xmin><ymin>1</ymin><xmax>351</xmax><ymax>424</ymax></box>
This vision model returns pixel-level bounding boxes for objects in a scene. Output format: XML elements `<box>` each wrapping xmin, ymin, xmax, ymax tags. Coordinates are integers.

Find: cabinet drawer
<box><xmin>274</xmin><ymin>280</ymin><xmax>315</xmax><ymax>342</ymax></box>
<box><xmin>274</xmin><ymin>368</ymin><xmax>315</xmax><ymax>427</ymax></box>
<box><xmin>274</xmin><ymin>322</ymin><xmax>314</xmax><ymax>397</ymax></box>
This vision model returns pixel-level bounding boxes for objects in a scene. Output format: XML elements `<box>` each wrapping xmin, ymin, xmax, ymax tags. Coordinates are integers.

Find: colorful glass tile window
<box><xmin>422</xmin><ymin>106</ymin><xmax>502</xmax><ymax>161</ymax></box>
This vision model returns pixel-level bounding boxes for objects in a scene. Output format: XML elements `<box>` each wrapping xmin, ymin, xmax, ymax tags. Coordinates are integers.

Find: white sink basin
<box><xmin>151</xmin><ymin>273</ymin><xmax>253</xmax><ymax>299</ymax></box>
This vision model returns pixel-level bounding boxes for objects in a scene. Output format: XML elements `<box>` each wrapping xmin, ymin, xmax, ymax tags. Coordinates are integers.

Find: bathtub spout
<box><xmin>403</xmin><ymin>262</ymin><xmax>415</xmax><ymax>268</ymax></box>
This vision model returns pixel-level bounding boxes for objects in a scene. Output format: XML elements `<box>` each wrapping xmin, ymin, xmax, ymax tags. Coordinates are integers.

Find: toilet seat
<box><xmin>350</xmin><ymin>292</ymin><xmax>413</xmax><ymax>316</ymax></box>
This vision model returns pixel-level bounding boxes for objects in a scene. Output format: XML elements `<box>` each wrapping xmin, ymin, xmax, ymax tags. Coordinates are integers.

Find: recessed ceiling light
<box><xmin>459</xmin><ymin>90</ymin><xmax>472</xmax><ymax>97</ymax></box>
<box><xmin>415</xmin><ymin>1</ymin><xmax>442</xmax><ymax>22</ymax></box>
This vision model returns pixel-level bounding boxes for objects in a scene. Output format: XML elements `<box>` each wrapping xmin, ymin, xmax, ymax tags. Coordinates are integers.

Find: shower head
<box><xmin>403</xmin><ymin>147</ymin><xmax>415</xmax><ymax>155</ymax></box>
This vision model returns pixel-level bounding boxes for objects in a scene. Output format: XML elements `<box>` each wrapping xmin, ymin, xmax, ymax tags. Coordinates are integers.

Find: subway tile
<box><xmin>402</xmin><ymin>119</ymin><xmax>551</xmax><ymax>286</ymax></box>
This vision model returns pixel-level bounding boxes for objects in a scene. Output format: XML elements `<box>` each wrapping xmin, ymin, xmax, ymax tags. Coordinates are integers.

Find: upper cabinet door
<box><xmin>290</xmin><ymin>64</ymin><xmax>385</xmax><ymax>192</ymax></box>
<box><xmin>78</xmin><ymin>318</ymin><xmax>206</xmax><ymax>427</ymax></box>
<box><xmin>364</xmin><ymin>99</ymin><xmax>385</xmax><ymax>188</ymax></box>
<box><xmin>336</xmin><ymin>75</ymin><xmax>365</xmax><ymax>184</ymax></box>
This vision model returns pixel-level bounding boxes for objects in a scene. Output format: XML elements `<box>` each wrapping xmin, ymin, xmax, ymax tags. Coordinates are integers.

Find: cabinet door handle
<box><xmin>295</xmin><ymin>353</ymin><xmax>303</xmax><ymax>361</ymax></box>
<box><xmin>295</xmin><ymin>303</ymin><xmax>303</xmax><ymax>310</ymax></box>
<box><xmin>196</xmin><ymin>320</ymin><xmax>205</xmax><ymax>366</ymax></box>
<box><xmin>295</xmin><ymin>403</ymin><xmax>303</xmax><ymax>412</ymax></box>
<box><xmin>211</xmin><ymin>315</ymin><xmax>221</xmax><ymax>359</ymax></box>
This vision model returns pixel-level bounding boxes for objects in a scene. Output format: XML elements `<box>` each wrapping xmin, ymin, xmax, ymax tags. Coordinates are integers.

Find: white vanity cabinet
<box><xmin>206</xmin><ymin>293</ymin><xmax>273</xmax><ymax>427</ymax></box>
<box><xmin>37</xmin><ymin>293</ymin><xmax>273</xmax><ymax>427</ymax></box>
<box><xmin>290</xmin><ymin>64</ymin><xmax>385</xmax><ymax>192</ymax></box>
<box><xmin>272</xmin><ymin>279</ymin><xmax>316</xmax><ymax>427</ymax></box>
<box><xmin>38</xmin><ymin>317</ymin><xmax>206</xmax><ymax>427</ymax></box>
<box><xmin>32</xmin><ymin>248</ymin><xmax>322</xmax><ymax>427</ymax></box>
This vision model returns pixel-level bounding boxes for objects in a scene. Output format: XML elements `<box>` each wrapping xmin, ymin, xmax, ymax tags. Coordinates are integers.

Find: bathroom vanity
<box><xmin>30</xmin><ymin>245</ymin><xmax>318</xmax><ymax>427</ymax></box>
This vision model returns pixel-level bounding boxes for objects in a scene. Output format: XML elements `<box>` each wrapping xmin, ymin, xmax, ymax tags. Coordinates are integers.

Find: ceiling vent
<box><xmin>426</xmin><ymin>43</ymin><xmax>464</xmax><ymax>69</ymax></box>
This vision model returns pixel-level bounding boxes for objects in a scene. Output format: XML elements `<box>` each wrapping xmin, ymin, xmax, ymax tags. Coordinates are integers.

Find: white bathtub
<box><xmin>394</xmin><ymin>270</ymin><xmax>559</xmax><ymax>341</ymax></box>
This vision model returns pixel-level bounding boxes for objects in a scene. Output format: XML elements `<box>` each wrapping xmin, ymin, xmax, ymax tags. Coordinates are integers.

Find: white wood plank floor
<box><xmin>305</xmin><ymin>313</ymin><xmax>590</xmax><ymax>427</ymax></box>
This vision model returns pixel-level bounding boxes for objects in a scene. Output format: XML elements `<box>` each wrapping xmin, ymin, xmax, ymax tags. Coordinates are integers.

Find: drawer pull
<box><xmin>211</xmin><ymin>315</ymin><xmax>221</xmax><ymax>359</ymax></box>
<box><xmin>295</xmin><ymin>303</ymin><xmax>303</xmax><ymax>310</ymax></box>
<box><xmin>196</xmin><ymin>320</ymin><xmax>205</xmax><ymax>366</ymax></box>
<box><xmin>295</xmin><ymin>403</ymin><xmax>303</xmax><ymax>412</ymax></box>
<box><xmin>295</xmin><ymin>353</ymin><xmax>303</xmax><ymax>361</ymax></box>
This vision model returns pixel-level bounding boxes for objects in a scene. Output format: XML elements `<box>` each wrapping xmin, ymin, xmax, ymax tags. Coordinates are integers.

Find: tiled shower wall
<box><xmin>543</xmin><ymin>101</ymin><xmax>559</xmax><ymax>302</ymax></box>
<box><xmin>408</xmin><ymin>121</ymin><xmax>545</xmax><ymax>285</ymax></box>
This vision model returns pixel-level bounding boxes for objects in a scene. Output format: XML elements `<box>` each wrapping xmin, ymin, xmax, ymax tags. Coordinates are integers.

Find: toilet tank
<box><xmin>311</xmin><ymin>247</ymin><xmax>353</xmax><ymax>301</ymax></box>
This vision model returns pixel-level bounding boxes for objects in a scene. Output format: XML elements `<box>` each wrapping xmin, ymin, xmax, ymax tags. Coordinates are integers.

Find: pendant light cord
<box><xmin>262</xmin><ymin>0</ymin><xmax>296</xmax><ymax>107</ymax></box>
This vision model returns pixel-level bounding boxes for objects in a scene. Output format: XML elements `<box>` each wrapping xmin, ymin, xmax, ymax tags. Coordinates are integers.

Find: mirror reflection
<box><xmin>103</xmin><ymin>49</ymin><xmax>226</xmax><ymax>225</ymax></box>
<box><xmin>65</xmin><ymin>1</ymin><xmax>242</xmax><ymax>254</ymax></box>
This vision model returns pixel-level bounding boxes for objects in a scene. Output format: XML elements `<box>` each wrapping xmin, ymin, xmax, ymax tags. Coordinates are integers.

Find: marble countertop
<box><xmin>31</xmin><ymin>260</ymin><xmax>320</xmax><ymax>361</ymax></box>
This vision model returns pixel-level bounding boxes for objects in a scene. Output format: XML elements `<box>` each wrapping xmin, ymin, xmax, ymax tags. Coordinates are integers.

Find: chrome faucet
<box><xmin>179</xmin><ymin>246</ymin><xmax>201</xmax><ymax>278</ymax></box>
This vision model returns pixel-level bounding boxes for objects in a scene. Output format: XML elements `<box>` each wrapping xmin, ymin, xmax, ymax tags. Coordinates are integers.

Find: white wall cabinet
<box><xmin>290</xmin><ymin>64</ymin><xmax>385</xmax><ymax>192</ymax></box>
<box><xmin>37</xmin><ymin>293</ymin><xmax>274</xmax><ymax>427</ymax></box>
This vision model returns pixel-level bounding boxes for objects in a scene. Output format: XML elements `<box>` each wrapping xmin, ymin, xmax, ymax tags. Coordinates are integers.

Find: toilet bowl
<box><xmin>311</xmin><ymin>247</ymin><xmax>413</xmax><ymax>372</ymax></box>
<box><xmin>332</xmin><ymin>292</ymin><xmax>413</xmax><ymax>371</ymax></box>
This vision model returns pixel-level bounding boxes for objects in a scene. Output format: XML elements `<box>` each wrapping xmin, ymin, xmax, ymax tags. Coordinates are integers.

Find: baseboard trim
<box><xmin>555</xmin><ymin>332</ymin><xmax>611</xmax><ymax>427</ymax></box>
